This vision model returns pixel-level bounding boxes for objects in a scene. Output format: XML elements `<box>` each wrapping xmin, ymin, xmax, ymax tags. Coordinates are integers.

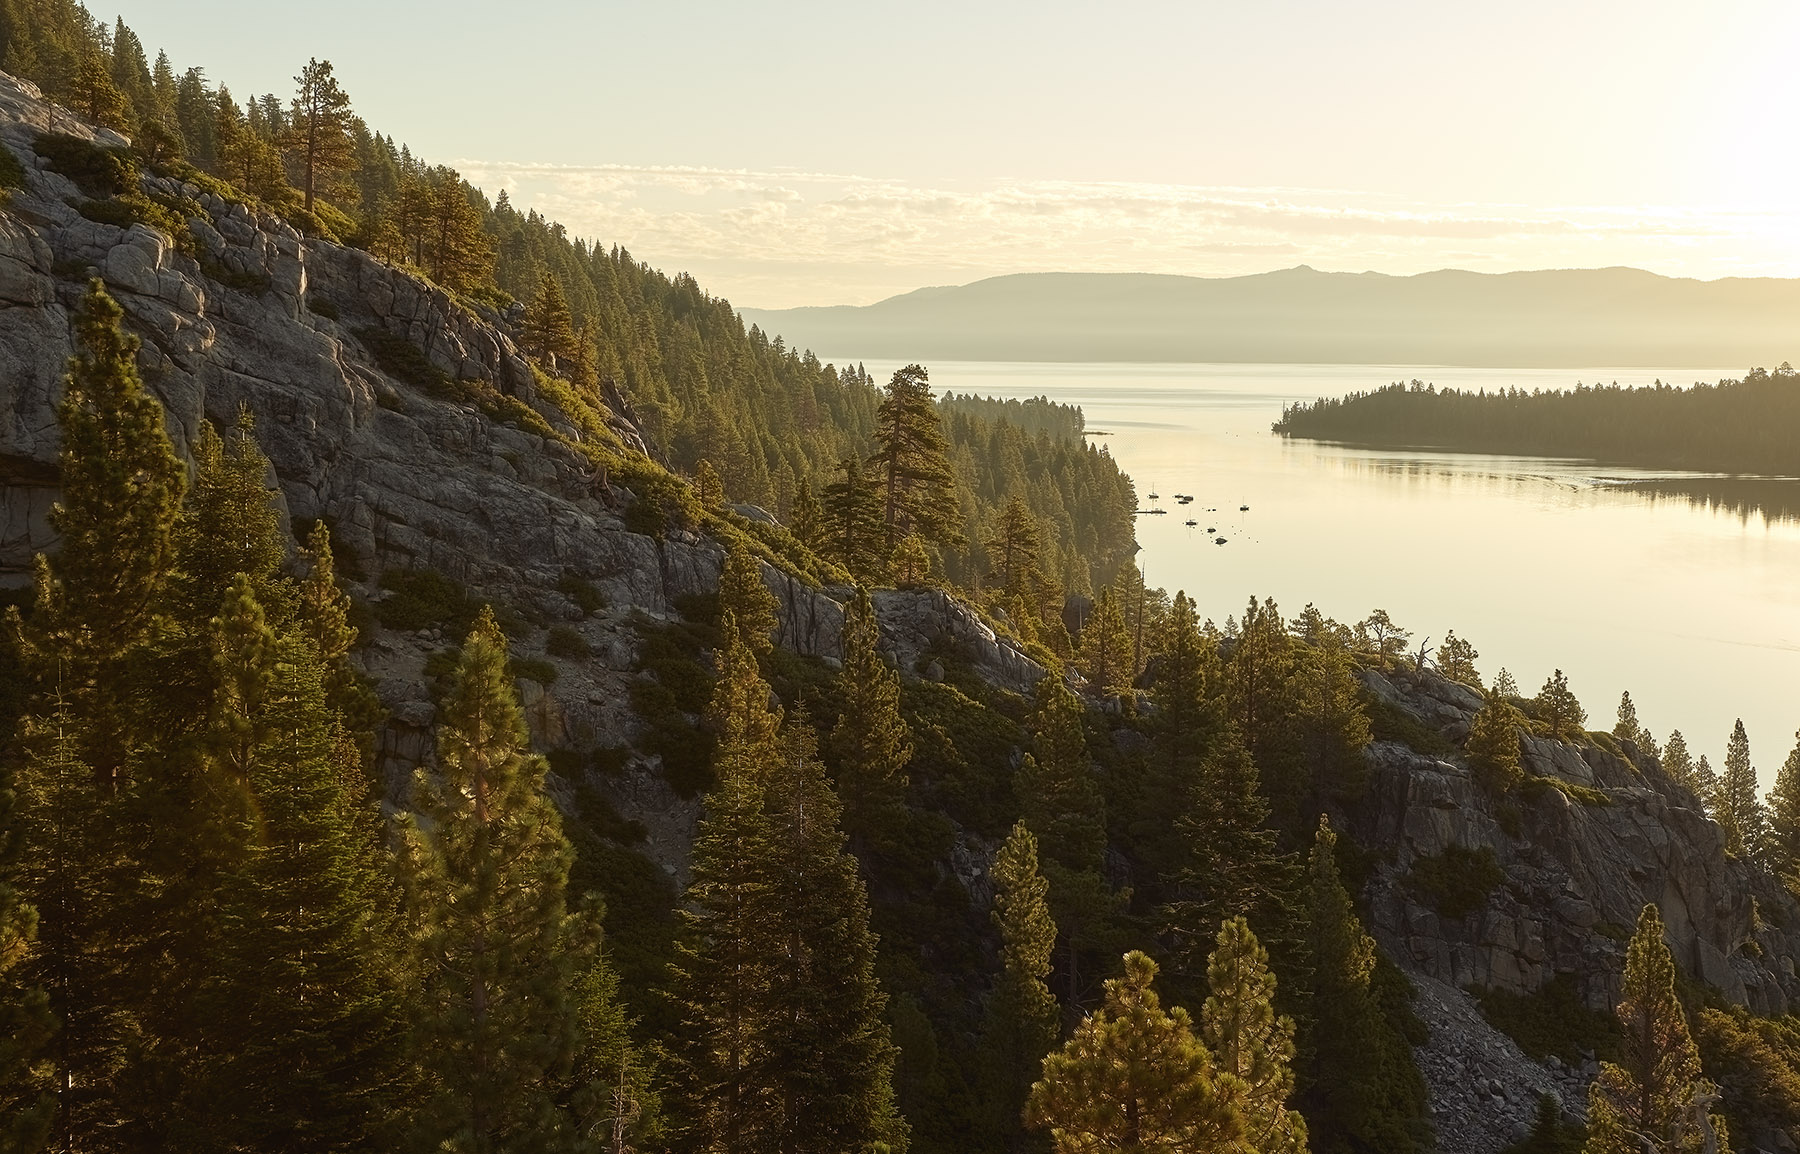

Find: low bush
<box><xmin>0</xmin><ymin>143</ymin><xmax>24</xmax><ymax>191</ymax></box>
<box><xmin>34</xmin><ymin>132</ymin><xmax>135</xmax><ymax>195</ymax></box>
<box><xmin>1476</xmin><ymin>972</ymin><xmax>1620</xmax><ymax>1064</ymax></box>
<box><xmin>546</xmin><ymin>625</ymin><xmax>590</xmax><ymax>659</ymax></box>
<box><xmin>375</xmin><ymin>568</ymin><xmax>482</xmax><ymax>635</ymax></box>
<box><xmin>510</xmin><ymin>656</ymin><xmax>558</xmax><ymax>686</ymax></box>
<box><xmin>1408</xmin><ymin>843</ymin><xmax>1505</xmax><ymax>919</ymax></box>
<box><xmin>1363</xmin><ymin>692</ymin><xmax>1455</xmax><ymax>756</ymax></box>
<box><xmin>556</xmin><ymin>570</ymin><xmax>607</xmax><ymax>615</ymax></box>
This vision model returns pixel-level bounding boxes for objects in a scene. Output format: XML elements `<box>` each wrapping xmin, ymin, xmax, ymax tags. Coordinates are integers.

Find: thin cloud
<box><xmin>452</xmin><ymin>160</ymin><xmax>1800</xmax><ymax>307</ymax></box>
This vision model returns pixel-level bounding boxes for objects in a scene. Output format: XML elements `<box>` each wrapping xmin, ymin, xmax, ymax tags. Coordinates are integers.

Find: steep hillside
<box><xmin>3</xmin><ymin>69</ymin><xmax>1799</xmax><ymax>1154</ymax></box>
<box><xmin>741</xmin><ymin>267</ymin><xmax>1800</xmax><ymax>368</ymax></box>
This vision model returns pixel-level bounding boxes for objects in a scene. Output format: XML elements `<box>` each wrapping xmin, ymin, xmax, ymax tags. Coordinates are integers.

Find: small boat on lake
<box><xmin>1214</xmin><ymin>536</ymin><xmax>1228</xmax><ymax>544</ymax></box>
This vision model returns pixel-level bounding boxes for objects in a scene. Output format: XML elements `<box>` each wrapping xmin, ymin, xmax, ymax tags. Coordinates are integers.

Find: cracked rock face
<box><xmin>0</xmin><ymin>69</ymin><xmax>1043</xmax><ymax>844</ymax></box>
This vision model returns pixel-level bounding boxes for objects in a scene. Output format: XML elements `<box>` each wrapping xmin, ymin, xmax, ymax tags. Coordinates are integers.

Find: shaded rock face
<box><xmin>1348</xmin><ymin>666</ymin><xmax>1800</xmax><ymax>1151</ymax></box>
<box><xmin>1349</xmin><ymin>667</ymin><xmax>1797</xmax><ymax>1018</ymax></box>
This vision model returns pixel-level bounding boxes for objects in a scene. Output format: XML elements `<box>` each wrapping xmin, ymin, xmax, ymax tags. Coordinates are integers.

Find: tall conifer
<box><xmin>717</xmin><ymin>542</ymin><xmax>778</xmax><ymax>659</ymax></box>
<box><xmin>828</xmin><ymin>590</ymin><xmax>911</xmax><ymax>851</ymax></box>
<box><xmin>399</xmin><ymin>608</ymin><xmax>593</xmax><ymax>1151</ymax></box>
<box><xmin>870</xmin><ymin>364</ymin><xmax>959</xmax><ymax>549</ymax></box>
<box><xmin>1765</xmin><ymin>732</ymin><xmax>1800</xmax><ymax>889</ymax></box>
<box><xmin>1583</xmin><ymin>905</ymin><xmax>1726</xmax><ymax>1154</ymax></box>
<box><xmin>1202</xmin><ymin>917</ymin><xmax>1308</xmax><ymax>1154</ymax></box>
<box><xmin>1716</xmin><ymin>719</ymin><xmax>1767</xmax><ymax>862</ymax></box>
<box><xmin>1076</xmin><ymin>587</ymin><xmax>1133</xmax><ymax>697</ymax></box>
<box><xmin>982</xmin><ymin>822</ymin><xmax>1061</xmax><ymax>1148</ymax></box>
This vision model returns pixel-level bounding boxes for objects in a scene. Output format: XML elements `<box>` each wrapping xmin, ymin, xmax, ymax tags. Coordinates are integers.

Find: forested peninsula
<box><xmin>1274</xmin><ymin>365</ymin><xmax>1800</xmax><ymax>475</ymax></box>
<box><xmin>7</xmin><ymin>7</ymin><xmax>1800</xmax><ymax>1154</ymax></box>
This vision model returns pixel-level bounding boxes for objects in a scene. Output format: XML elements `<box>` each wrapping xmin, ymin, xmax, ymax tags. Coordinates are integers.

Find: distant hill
<box><xmin>740</xmin><ymin>267</ymin><xmax>1800</xmax><ymax>368</ymax></box>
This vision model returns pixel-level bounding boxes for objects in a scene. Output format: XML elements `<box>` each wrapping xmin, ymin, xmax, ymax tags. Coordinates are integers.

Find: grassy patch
<box><xmin>1477</xmin><ymin>972</ymin><xmax>1621</xmax><ymax>1064</ymax></box>
<box><xmin>1408</xmin><ymin>844</ymin><xmax>1505</xmax><ymax>919</ymax></box>
<box><xmin>1518</xmin><ymin>774</ymin><xmax>1612</xmax><ymax>808</ymax></box>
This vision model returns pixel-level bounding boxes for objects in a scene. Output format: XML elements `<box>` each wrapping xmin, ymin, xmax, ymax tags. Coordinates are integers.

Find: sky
<box><xmin>110</xmin><ymin>0</ymin><xmax>1800</xmax><ymax>307</ymax></box>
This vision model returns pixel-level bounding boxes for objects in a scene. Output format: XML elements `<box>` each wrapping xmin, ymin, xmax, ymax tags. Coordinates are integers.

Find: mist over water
<box><xmin>852</xmin><ymin>359</ymin><xmax>1800</xmax><ymax>787</ymax></box>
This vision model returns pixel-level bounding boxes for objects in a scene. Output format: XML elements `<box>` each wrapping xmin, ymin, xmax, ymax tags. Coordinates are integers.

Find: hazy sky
<box><xmin>113</xmin><ymin>0</ymin><xmax>1800</xmax><ymax>306</ymax></box>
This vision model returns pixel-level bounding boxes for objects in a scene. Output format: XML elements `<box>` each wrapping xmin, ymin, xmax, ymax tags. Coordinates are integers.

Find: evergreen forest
<box><xmin>8</xmin><ymin>6</ymin><xmax>1800</xmax><ymax>1154</ymax></box>
<box><xmin>1273</xmin><ymin>367</ymin><xmax>1800</xmax><ymax>475</ymax></box>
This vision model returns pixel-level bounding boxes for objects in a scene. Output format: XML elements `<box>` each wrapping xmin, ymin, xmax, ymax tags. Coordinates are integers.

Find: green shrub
<box><xmin>307</xmin><ymin>295</ymin><xmax>339</xmax><ymax>320</ymax></box>
<box><xmin>357</xmin><ymin>326</ymin><xmax>456</xmax><ymax>397</ymax></box>
<box><xmin>375</xmin><ymin>568</ymin><xmax>482</xmax><ymax>635</ymax></box>
<box><xmin>1518</xmin><ymin>774</ymin><xmax>1612</xmax><ymax>808</ymax></box>
<box><xmin>1501</xmin><ymin>1095</ymin><xmax>1586</xmax><ymax>1154</ymax></box>
<box><xmin>556</xmin><ymin>570</ymin><xmax>607</xmax><ymax>615</ymax></box>
<box><xmin>1408</xmin><ymin>844</ymin><xmax>1505</xmax><ymax>919</ymax></box>
<box><xmin>34</xmin><ymin>133</ymin><xmax>136</xmax><ymax>196</ymax></box>
<box><xmin>1363</xmin><ymin>692</ymin><xmax>1455</xmax><ymax>755</ymax></box>
<box><xmin>546</xmin><ymin>625</ymin><xmax>590</xmax><ymax>659</ymax></box>
<box><xmin>0</xmin><ymin>143</ymin><xmax>24</xmax><ymax>191</ymax></box>
<box><xmin>78</xmin><ymin>190</ymin><xmax>197</xmax><ymax>241</ymax></box>
<box><xmin>1476</xmin><ymin>973</ymin><xmax>1621</xmax><ymax>1064</ymax></box>
<box><xmin>511</xmin><ymin>656</ymin><xmax>558</xmax><ymax>686</ymax></box>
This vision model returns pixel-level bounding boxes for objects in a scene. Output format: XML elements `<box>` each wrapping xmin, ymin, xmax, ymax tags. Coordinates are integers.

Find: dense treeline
<box><xmin>1273</xmin><ymin>365</ymin><xmax>1800</xmax><ymax>475</ymax></box>
<box><xmin>0</xmin><ymin>0</ymin><xmax>1135</xmax><ymax>595</ymax></box>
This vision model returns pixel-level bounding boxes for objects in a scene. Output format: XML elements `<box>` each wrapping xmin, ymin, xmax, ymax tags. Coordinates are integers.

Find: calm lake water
<box><xmin>852</xmin><ymin>359</ymin><xmax>1800</xmax><ymax>789</ymax></box>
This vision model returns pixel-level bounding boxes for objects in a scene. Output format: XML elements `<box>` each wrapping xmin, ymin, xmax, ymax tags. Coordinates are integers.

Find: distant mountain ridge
<box><xmin>740</xmin><ymin>266</ymin><xmax>1800</xmax><ymax>368</ymax></box>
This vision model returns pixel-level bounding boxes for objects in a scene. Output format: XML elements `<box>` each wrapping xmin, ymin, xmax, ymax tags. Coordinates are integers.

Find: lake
<box><xmin>853</xmin><ymin>359</ymin><xmax>1800</xmax><ymax>789</ymax></box>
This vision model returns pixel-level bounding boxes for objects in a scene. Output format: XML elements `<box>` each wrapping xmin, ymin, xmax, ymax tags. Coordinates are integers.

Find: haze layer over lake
<box><xmin>852</xmin><ymin>359</ymin><xmax>1800</xmax><ymax>786</ymax></box>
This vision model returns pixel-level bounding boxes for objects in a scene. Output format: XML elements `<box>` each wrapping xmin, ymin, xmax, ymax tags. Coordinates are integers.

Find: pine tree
<box><xmin>68</xmin><ymin>49</ymin><xmax>128</xmax><ymax>129</ymax></box>
<box><xmin>717</xmin><ymin>541</ymin><xmax>778</xmax><ymax>659</ymax></box>
<box><xmin>693</xmin><ymin>459</ymin><xmax>725</xmax><ymax>510</ymax></box>
<box><xmin>176</xmin><ymin>410</ymin><xmax>288</xmax><ymax>630</ymax></box>
<box><xmin>1765</xmin><ymin>732</ymin><xmax>1800</xmax><ymax>889</ymax></box>
<box><xmin>521</xmin><ymin>271</ymin><xmax>579</xmax><ymax>366</ymax></box>
<box><xmin>890</xmin><ymin>532</ymin><xmax>932</xmax><ymax>587</ymax></box>
<box><xmin>18</xmin><ymin>282</ymin><xmax>185</xmax><ymax>778</ymax></box>
<box><xmin>671</xmin><ymin>619</ymin><xmax>781</xmax><ymax>1154</ymax></box>
<box><xmin>870</xmin><ymin>365</ymin><xmax>960</xmax><ymax>549</ymax></box>
<box><xmin>983</xmin><ymin>822</ymin><xmax>1060</xmax><ymax>1150</ymax></box>
<box><xmin>185</xmin><ymin>610</ymin><xmax>406</xmax><ymax>1153</ymax></box>
<box><xmin>0</xmin><ymin>719</ymin><xmax>55</xmax><ymax>1154</ymax></box>
<box><xmin>1694</xmin><ymin>755</ymin><xmax>1720</xmax><ymax>818</ymax></box>
<box><xmin>286</xmin><ymin>58</ymin><xmax>355</xmax><ymax>212</ymax></box>
<box><xmin>1016</xmin><ymin>678</ymin><xmax>1118</xmax><ymax>1014</ymax></box>
<box><xmin>1357</xmin><ymin>609</ymin><xmax>1410</xmax><ymax>660</ymax></box>
<box><xmin>1164</xmin><ymin>738</ymin><xmax>1296</xmax><ymax>984</ymax></box>
<box><xmin>1663</xmin><ymin>730</ymin><xmax>1696</xmax><ymax>791</ymax></box>
<box><xmin>1227</xmin><ymin>596</ymin><xmax>1298</xmax><ymax>776</ymax></box>
<box><xmin>790</xmin><ymin>479</ymin><xmax>824</xmax><ymax>553</ymax></box>
<box><xmin>828</xmin><ymin>589</ymin><xmax>910</xmax><ymax>852</ymax></box>
<box><xmin>1716</xmin><ymin>719</ymin><xmax>1767</xmax><ymax>862</ymax></box>
<box><xmin>1026</xmin><ymin>951</ymin><xmax>1241</xmax><ymax>1152</ymax></box>
<box><xmin>1436</xmin><ymin>631</ymin><xmax>1481</xmax><ymax>689</ymax></box>
<box><xmin>398</xmin><ymin>607</ymin><xmax>593</xmax><ymax>1151</ymax></box>
<box><xmin>1534</xmin><ymin>670</ymin><xmax>1587</xmax><ymax>741</ymax></box>
<box><xmin>1492</xmin><ymin>668</ymin><xmax>1520</xmax><ymax>699</ymax></box>
<box><xmin>755</xmin><ymin>722</ymin><xmax>909</xmax><ymax>1154</ymax></box>
<box><xmin>821</xmin><ymin>455</ymin><xmax>887</xmax><ymax>583</ymax></box>
<box><xmin>1202</xmin><ymin>917</ymin><xmax>1308</xmax><ymax>1154</ymax></box>
<box><xmin>1466</xmin><ymin>696</ymin><xmax>1526</xmax><ymax>794</ymax></box>
<box><xmin>1294</xmin><ymin>632</ymin><xmax>1372</xmax><ymax>804</ymax></box>
<box><xmin>674</xmin><ymin>635</ymin><xmax>905</xmax><ymax>1153</ymax></box>
<box><xmin>1583</xmin><ymin>905</ymin><xmax>1727</xmax><ymax>1154</ymax></box>
<box><xmin>1301</xmin><ymin>815</ymin><xmax>1430</xmax><ymax>1154</ymax></box>
<box><xmin>986</xmin><ymin>497</ymin><xmax>1042</xmax><ymax>598</ymax></box>
<box><xmin>1613</xmin><ymin>692</ymin><xmax>1641</xmax><ymax>746</ymax></box>
<box><xmin>295</xmin><ymin>521</ymin><xmax>369</xmax><ymax>721</ymax></box>
<box><xmin>1076</xmin><ymin>586</ymin><xmax>1133</xmax><ymax>697</ymax></box>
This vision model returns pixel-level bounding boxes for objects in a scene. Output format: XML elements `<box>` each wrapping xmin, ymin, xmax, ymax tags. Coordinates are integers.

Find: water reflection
<box><xmin>847</xmin><ymin>358</ymin><xmax>1800</xmax><ymax>783</ymax></box>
